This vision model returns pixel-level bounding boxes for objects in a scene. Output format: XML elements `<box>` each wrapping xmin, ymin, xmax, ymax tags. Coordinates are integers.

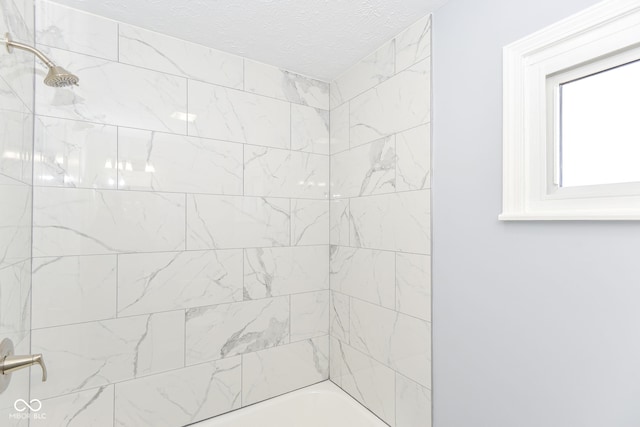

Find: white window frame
<box><xmin>500</xmin><ymin>0</ymin><xmax>640</xmax><ymax>220</ymax></box>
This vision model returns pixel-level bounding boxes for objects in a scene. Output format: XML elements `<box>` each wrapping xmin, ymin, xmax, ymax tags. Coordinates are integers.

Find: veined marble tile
<box><xmin>350</xmin><ymin>190</ymin><xmax>431</xmax><ymax>254</ymax></box>
<box><xmin>0</xmin><ymin>73</ymin><xmax>28</xmax><ymax>112</ymax></box>
<box><xmin>185</xmin><ymin>297</ymin><xmax>289</xmax><ymax>364</ymax></box>
<box><xmin>350</xmin><ymin>58</ymin><xmax>430</xmax><ymax>147</ymax></box>
<box><xmin>35</xmin><ymin>47</ymin><xmax>188</xmax><ymax>134</ymax></box>
<box><xmin>0</xmin><ymin>260</ymin><xmax>30</xmax><ymax>335</ymax></box>
<box><xmin>329</xmin><ymin>102</ymin><xmax>349</xmax><ymax>154</ymax></box>
<box><xmin>396</xmin><ymin>124</ymin><xmax>431</xmax><ymax>191</ymax></box>
<box><xmin>330</xmin><ymin>246</ymin><xmax>395</xmax><ymax>309</ymax></box>
<box><xmin>397</xmin><ymin>253</ymin><xmax>431</xmax><ymax>321</ymax></box>
<box><xmin>34</xmin><ymin>116</ymin><xmax>117</xmax><ymax>189</ymax></box>
<box><xmin>350</xmin><ymin>298</ymin><xmax>431</xmax><ymax>387</ymax></box>
<box><xmin>329</xmin><ymin>199</ymin><xmax>349</xmax><ymax>246</ymax></box>
<box><xmin>41</xmin><ymin>385</ymin><xmax>114</xmax><ymax>427</ymax></box>
<box><xmin>291</xmin><ymin>199</ymin><xmax>329</xmax><ymax>246</ymax></box>
<box><xmin>396</xmin><ymin>373</ymin><xmax>432</xmax><ymax>427</ymax></box>
<box><xmin>31</xmin><ymin>311</ymin><xmax>185</xmax><ymax>400</ymax></box>
<box><xmin>244</xmin><ymin>60</ymin><xmax>329</xmax><ymax>110</ymax></box>
<box><xmin>291</xmin><ymin>104</ymin><xmax>330</xmax><ymax>154</ymax></box>
<box><xmin>330</xmin><ymin>39</ymin><xmax>395</xmax><ymax>109</ymax></box>
<box><xmin>242</xmin><ymin>336</ymin><xmax>329</xmax><ymax>406</ymax></box>
<box><xmin>330</xmin><ymin>291</ymin><xmax>349</xmax><ymax>343</ymax></box>
<box><xmin>32</xmin><ymin>255</ymin><xmax>117</xmax><ymax>328</ymax></box>
<box><xmin>187</xmin><ymin>195</ymin><xmax>289</xmax><ymax>249</ymax></box>
<box><xmin>36</xmin><ymin>0</ymin><xmax>118</xmax><ymax>60</ymax></box>
<box><xmin>244</xmin><ymin>246</ymin><xmax>329</xmax><ymax>299</ymax></box>
<box><xmin>115</xmin><ymin>357</ymin><xmax>241</xmax><ymax>427</ymax></box>
<box><xmin>244</xmin><ymin>146</ymin><xmax>329</xmax><ymax>199</ymax></box>
<box><xmin>331</xmin><ymin>136</ymin><xmax>396</xmax><ymax>199</ymax></box>
<box><xmin>119</xmin><ymin>24</ymin><xmax>243</xmax><ymax>88</ymax></box>
<box><xmin>0</xmin><ymin>180</ymin><xmax>31</xmax><ymax>269</ymax></box>
<box><xmin>118</xmin><ymin>249</ymin><xmax>243</xmax><ymax>317</ymax></box>
<box><xmin>0</xmin><ymin>107</ymin><xmax>33</xmax><ymax>184</ymax></box>
<box><xmin>291</xmin><ymin>291</ymin><xmax>329</xmax><ymax>342</ymax></box>
<box><xmin>396</xmin><ymin>15</ymin><xmax>432</xmax><ymax>73</ymax></box>
<box><xmin>329</xmin><ymin>338</ymin><xmax>395</xmax><ymax>425</ymax></box>
<box><xmin>33</xmin><ymin>187</ymin><xmax>186</xmax><ymax>256</ymax></box>
<box><xmin>118</xmin><ymin>128</ymin><xmax>243</xmax><ymax>194</ymax></box>
<box><xmin>188</xmin><ymin>80</ymin><xmax>290</xmax><ymax>149</ymax></box>
<box><xmin>0</xmin><ymin>331</ymin><xmax>30</xmax><ymax>427</ymax></box>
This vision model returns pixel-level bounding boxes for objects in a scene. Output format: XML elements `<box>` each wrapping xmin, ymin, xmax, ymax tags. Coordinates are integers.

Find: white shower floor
<box><xmin>192</xmin><ymin>380</ymin><xmax>388</xmax><ymax>427</ymax></box>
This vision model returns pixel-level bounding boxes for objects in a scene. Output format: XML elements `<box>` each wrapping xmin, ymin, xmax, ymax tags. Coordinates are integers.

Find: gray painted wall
<box><xmin>432</xmin><ymin>0</ymin><xmax>640</xmax><ymax>426</ymax></box>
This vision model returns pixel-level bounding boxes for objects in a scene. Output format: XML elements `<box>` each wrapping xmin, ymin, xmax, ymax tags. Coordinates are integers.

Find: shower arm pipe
<box><xmin>2</xmin><ymin>35</ymin><xmax>56</xmax><ymax>68</ymax></box>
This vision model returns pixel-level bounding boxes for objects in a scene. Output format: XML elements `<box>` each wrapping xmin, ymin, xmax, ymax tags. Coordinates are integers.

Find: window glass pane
<box><xmin>560</xmin><ymin>59</ymin><xmax>640</xmax><ymax>187</ymax></box>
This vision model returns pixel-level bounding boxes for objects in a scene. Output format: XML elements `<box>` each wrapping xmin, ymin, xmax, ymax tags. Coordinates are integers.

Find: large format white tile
<box><xmin>0</xmin><ymin>331</ymin><xmax>30</xmax><ymax>427</ymax></box>
<box><xmin>188</xmin><ymin>80</ymin><xmax>290</xmax><ymax>149</ymax></box>
<box><xmin>291</xmin><ymin>199</ymin><xmax>329</xmax><ymax>246</ymax></box>
<box><xmin>291</xmin><ymin>291</ymin><xmax>329</xmax><ymax>342</ymax></box>
<box><xmin>291</xmin><ymin>104</ymin><xmax>330</xmax><ymax>154</ymax></box>
<box><xmin>396</xmin><ymin>15</ymin><xmax>432</xmax><ymax>73</ymax></box>
<box><xmin>244</xmin><ymin>246</ymin><xmax>329</xmax><ymax>299</ymax></box>
<box><xmin>115</xmin><ymin>358</ymin><xmax>241</xmax><ymax>427</ymax></box>
<box><xmin>32</xmin><ymin>255</ymin><xmax>117</xmax><ymax>328</ymax></box>
<box><xmin>36</xmin><ymin>0</ymin><xmax>118</xmax><ymax>60</ymax></box>
<box><xmin>34</xmin><ymin>116</ymin><xmax>117</xmax><ymax>189</ymax></box>
<box><xmin>0</xmin><ymin>180</ymin><xmax>31</xmax><ymax>269</ymax></box>
<box><xmin>330</xmin><ymin>246</ymin><xmax>395</xmax><ymax>309</ymax></box>
<box><xmin>0</xmin><ymin>260</ymin><xmax>30</xmax><ymax>335</ymax></box>
<box><xmin>35</xmin><ymin>47</ymin><xmax>188</xmax><ymax>134</ymax></box>
<box><xmin>31</xmin><ymin>311</ymin><xmax>185</xmax><ymax>400</ymax></box>
<box><xmin>244</xmin><ymin>60</ymin><xmax>329</xmax><ymax>110</ymax></box>
<box><xmin>118</xmin><ymin>250</ymin><xmax>243</xmax><ymax>316</ymax></box>
<box><xmin>33</xmin><ymin>187</ymin><xmax>186</xmax><ymax>256</ymax></box>
<box><xmin>41</xmin><ymin>385</ymin><xmax>115</xmax><ymax>427</ymax></box>
<box><xmin>244</xmin><ymin>146</ymin><xmax>329</xmax><ymax>199</ymax></box>
<box><xmin>186</xmin><ymin>195</ymin><xmax>290</xmax><ymax>249</ymax></box>
<box><xmin>396</xmin><ymin>253</ymin><xmax>431</xmax><ymax>321</ymax></box>
<box><xmin>117</xmin><ymin>128</ymin><xmax>243</xmax><ymax>194</ymax></box>
<box><xmin>331</xmin><ymin>136</ymin><xmax>396</xmax><ymax>198</ymax></box>
<box><xmin>329</xmin><ymin>199</ymin><xmax>349</xmax><ymax>246</ymax></box>
<box><xmin>396</xmin><ymin>124</ymin><xmax>430</xmax><ymax>191</ymax></box>
<box><xmin>119</xmin><ymin>24</ymin><xmax>243</xmax><ymax>88</ymax></box>
<box><xmin>242</xmin><ymin>336</ymin><xmax>329</xmax><ymax>406</ymax></box>
<box><xmin>350</xmin><ymin>298</ymin><xmax>431</xmax><ymax>387</ymax></box>
<box><xmin>329</xmin><ymin>102</ymin><xmax>349</xmax><ymax>154</ymax></box>
<box><xmin>330</xmin><ymin>291</ymin><xmax>350</xmax><ymax>343</ymax></box>
<box><xmin>350</xmin><ymin>58</ymin><xmax>430</xmax><ymax>147</ymax></box>
<box><xmin>0</xmin><ymin>107</ymin><xmax>33</xmax><ymax>184</ymax></box>
<box><xmin>186</xmin><ymin>297</ymin><xmax>289</xmax><ymax>365</ymax></box>
<box><xmin>396</xmin><ymin>373</ymin><xmax>432</xmax><ymax>427</ymax></box>
<box><xmin>349</xmin><ymin>190</ymin><xmax>431</xmax><ymax>254</ymax></box>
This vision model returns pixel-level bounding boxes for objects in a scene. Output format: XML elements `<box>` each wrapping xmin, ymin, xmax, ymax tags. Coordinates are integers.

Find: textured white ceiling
<box><xmin>48</xmin><ymin>0</ymin><xmax>447</xmax><ymax>81</ymax></box>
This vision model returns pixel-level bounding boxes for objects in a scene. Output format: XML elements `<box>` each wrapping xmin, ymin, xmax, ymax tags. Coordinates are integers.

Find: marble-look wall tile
<box><xmin>33</xmin><ymin>187</ymin><xmax>186</xmax><ymax>256</ymax></box>
<box><xmin>291</xmin><ymin>199</ymin><xmax>329</xmax><ymax>246</ymax></box>
<box><xmin>119</xmin><ymin>24</ymin><xmax>243</xmax><ymax>88</ymax></box>
<box><xmin>396</xmin><ymin>253</ymin><xmax>431</xmax><ymax>321</ymax></box>
<box><xmin>330</xmin><ymin>246</ymin><xmax>395</xmax><ymax>309</ymax></box>
<box><xmin>0</xmin><ymin>331</ymin><xmax>30</xmax><ymax>427</ymax></box>
<box><xmin>34</xmin><ymin>116</ymin><xmax>117</xmax><ymax>188</ymax></box>
<box><xmin>330</xmin><ymin>338</ymin><xmax>395</xmax><ymax>425</ymax></box>
<box><xmin>291</xmin><ymin>104</ymin><xmax>330</xmax><ymax>154</ymax></box>
<box><xmin>329</xmin><ymin>102</ymin><xmax>349</xmax><ymax>154</ymax></box>
<box><xmin>36</xmin><ymin>0</ymin><xmax>118</xmax><ymax>60</ymax></box>
<box><xmin>396</xmin><ymin>124</ymin><xmax>430</xmax><ymax>191</ymax></box>
<box><xmin>186</xmin><ymin>195</ymin><xmax>289</xmax><ymax>249</ymax></box>
<box><xmin>395</xmin><ymin>16</ymin><xmax>432</xmax><ymax>73</ymax></box>
<box><xmin>350</xmin><ymin>58</ymin><xmax>430</xmax><ymax>147</ymax></box>
<box><xmin>242</xmin><ymin>336</ymin><xmax>328</xmax><ymax>406</ymax></box>
<box><xmin>330</xmin><ymin>39</ymin><xmax>395</xmax><ymax>109</ymax></box>
<box><xmin>244</xmin><ymin>246</ymin><xmax>329</xmax><ymax>299</ymax></box>
<box><xmin>31</xmin><ymin>311</ymin><xmax>185</xmax><ymax>400</ymax></box>
<box><xmin>244</xmin><ymin>60</ymin><xmax>329</xmax><ymax>110</ymax></box>
<box><xmin>350</xmin><ymin>190</ymin><xmax>431</xmax><ymax>254</ymax></box>
<box><xmin>350</xmin><ymin>298</ymin><xmax>430</xmax><ymax>387</ymax></box>
<box><xmin>396</xmin><ymin>373</ymin><xmax>432</xmax><ymax>427</ymax></box>
<box><xmin>0</xmin><ymin>107</ymin><xmax>33</xmax><ymax>184</ymax></box>
<box><xmin>118</xmin><ymin>128</ymin><xmax>243</xmax><ymax>194</ymax></box>
<box><xmin>330</xmin><ymin>291</ymin><xmax>350</xmax><ymax>343</ymax></box>
<box><xmin>41</xmin><ymin>385</ymin><xmax>114</xmax><ymax>427</ymax></box>
<box><xmin>118</xmin><ymin>250</ymin><xmax>243</xmax><ymax>317</ymax></box>
<box><xmin>0</xmin><ymin>260</ymin><xmax>30</xmax><ymax>335</ymax></box>
<box><xmin>291</xmin><ymin>291</ymin><xmax>329</xmax><ymax>341</ymax></box>
<box><xmin>331</xmin><ymin>136</ymin><xmax>396</xmax><ymax>198</ymax></box>
<box><xmin>115</xmin><ymin>358</ymin><xmax>241</xmax><ymax>427</ymax></box>
<box><xmin>186</xmin><ymin>297</ymin><xmax>289</xmax><ymax>365</ymax></box>
<box><xmin>32</xmin><ymin>255</ymin><xmax>116</xmax><ymax>328</ymax></box>
<box><xmin>35</xmin><ymin>47</ymin><xmax>188</xmax><ymax>134</ymax></box>
<box><xmin>188</xmin><ymin>80</ymin><xmax>290</xmax><ymax>149</ymax></box>
<box><xmin>244</xmin><ymin>146</ymin><xmax>329</xmax><ymax>199</ymax></box>
<box><xmin>329</xmin><ymin>199</ymin><xmax>349</xmax><ymax>246</ymax></box>
<box><xmin>0</xmin><ymin>179</ymin><xmax>31</xmax><ymax>268</ymax></box>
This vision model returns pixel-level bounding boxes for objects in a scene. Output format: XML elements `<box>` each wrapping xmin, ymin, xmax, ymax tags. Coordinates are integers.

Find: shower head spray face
<box><xmin>44</xmin><ymin>66</ymin><xmax>79</xmax><ymax>87</ymax></box>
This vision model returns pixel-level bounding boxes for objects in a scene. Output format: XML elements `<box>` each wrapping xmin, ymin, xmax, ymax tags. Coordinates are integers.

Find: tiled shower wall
<box><xmin>29</xmin><ymin>1</ymin><xmax>330</xmax><ymax>425</ymax></box>
<box><xmin>0</xmin><ymin>0</ymin><xmax>34</xmax><ymax>424</ymax></box>
<box><xmin>328</xmin><ymin>16</ymin><xmax>432</xmax><ymax>427</ymax></box>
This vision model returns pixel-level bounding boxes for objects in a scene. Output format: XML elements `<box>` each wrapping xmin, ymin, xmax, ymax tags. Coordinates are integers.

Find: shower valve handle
<box><xmin>1</xmin><ymin>353</ymin><xmax>48</xmax><ymax>382</ymax></box>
